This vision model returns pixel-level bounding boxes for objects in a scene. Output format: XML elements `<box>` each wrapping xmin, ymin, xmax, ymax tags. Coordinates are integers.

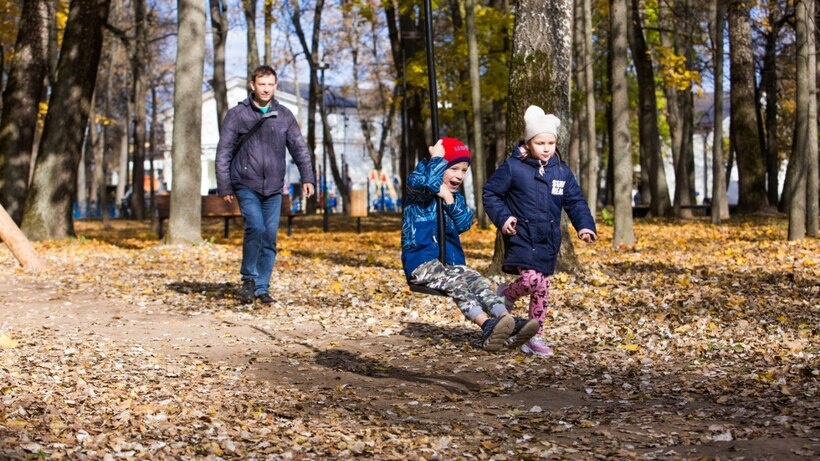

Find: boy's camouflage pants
<box><xmin>410</xmin><ymin>260</ymin><xmax>508</xmax><ymax>322</ymax></box>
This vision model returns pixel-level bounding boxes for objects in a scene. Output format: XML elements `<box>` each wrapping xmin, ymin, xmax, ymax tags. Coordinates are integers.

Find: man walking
<box><xmin>216</xmin><ymin>65</ymin><xmax>315</xmax><ymax>304</ymax></box>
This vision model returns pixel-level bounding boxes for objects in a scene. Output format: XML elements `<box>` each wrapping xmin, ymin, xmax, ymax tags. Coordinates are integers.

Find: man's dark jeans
<box><xmin>235</xmin><ymin>188</ymin><xmax>282</xmax><ymax>296</ymax></box>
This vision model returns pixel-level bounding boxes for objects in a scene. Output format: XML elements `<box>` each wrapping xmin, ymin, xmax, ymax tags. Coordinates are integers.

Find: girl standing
<box><xmin>483</xmin><ymin>106</ymin><xmax>597</xmax><ymax>356</ymax></box>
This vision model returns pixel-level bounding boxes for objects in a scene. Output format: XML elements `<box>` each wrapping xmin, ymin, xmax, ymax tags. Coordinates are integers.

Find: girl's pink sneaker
<box><xmin>521</xmin><ymin>336</ymin><xmax>554</xmax><ymax>356</ymax></box>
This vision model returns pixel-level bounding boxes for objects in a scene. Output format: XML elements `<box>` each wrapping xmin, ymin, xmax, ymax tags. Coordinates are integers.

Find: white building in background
<box><xmin>157</xmin><ymin>76</ymin><xmax>399</xmax><ymax>210</ymax></box>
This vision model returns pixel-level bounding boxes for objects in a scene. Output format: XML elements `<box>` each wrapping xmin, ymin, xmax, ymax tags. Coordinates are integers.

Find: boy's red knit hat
<box><xmin>442</xmin><ymin>137</ymin><xmax>471</xmax><ymax>168</ymax></box>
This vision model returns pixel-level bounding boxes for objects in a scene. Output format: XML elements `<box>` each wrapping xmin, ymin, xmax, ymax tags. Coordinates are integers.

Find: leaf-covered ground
<box><xmin>1</xmin><ymin>214</ymin><xmax>817</xmax><ymax>460</ymax></box>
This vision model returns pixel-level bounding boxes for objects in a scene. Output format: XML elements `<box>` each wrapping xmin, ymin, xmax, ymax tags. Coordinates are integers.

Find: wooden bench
<box><xmin>156</xmin><ymin>194</ymin><xmax>297</xmax><ymax>239</ymax></box>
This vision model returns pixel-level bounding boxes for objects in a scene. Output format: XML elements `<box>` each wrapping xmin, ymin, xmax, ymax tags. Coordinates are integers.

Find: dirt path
<box><xmin>2</xmin><ymin>269</ymin><xmax>815</xmax><ymax>460</ymax></box>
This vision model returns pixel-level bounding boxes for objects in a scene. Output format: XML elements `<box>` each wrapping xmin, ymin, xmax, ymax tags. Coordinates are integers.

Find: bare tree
<box><xmin>340</xmin><ymin>0</ymin><xmax>397</xmax><ymax>212</ymax></box>
<box><xmin>0</xmin><ymin>0</ymin><xmax>52</xmax><ymax>226</ymax></box>
<box><xmin>288</xmin><ymin>0</ymin><xmax>323</xmax><ymax>213</ymax></box>
<box><xmin>21</xmin><ymin>0</ymin><xmax>111</xmax><ymax>240</ymax></box>
<box><xmin>167</xmin><ymin>0</ymin><xmax>206</xmax><ymax>244</ymax></box>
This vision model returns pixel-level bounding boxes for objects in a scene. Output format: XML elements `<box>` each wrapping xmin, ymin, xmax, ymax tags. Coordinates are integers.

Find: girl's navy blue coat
<box><xmin>483</xmin><ymin>148</ymin><xmax>595</xmax><ymax>275</ymax></box>
<box><xmin>401</xmin><ymin>157</ymin><xmax>473</xmax><ymax>279</ymax></box>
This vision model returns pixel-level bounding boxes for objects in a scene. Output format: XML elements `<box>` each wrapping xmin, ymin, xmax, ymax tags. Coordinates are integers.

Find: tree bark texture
<box><xmin>491</xmin><ymin>0</ymin><xmax>581</xmax><ymax>275</ymax></box>
<box><xmin>209</xmin><ymin>0</ymin><xmax>229</xmax><ymax>131</ymax></box>
<box><xmin>610</xmin><ymin>0</ymin><xmax>635</xmax><ymax>247</ymax></box>
<box><xmin>465</xmin><ymin>0</ymin><xmax>488</xmax><ymax>228</ymax></box>
<box><xmin>243</xmin><ymin>0</ymin><xmax>259</xmax><ymax>81</ymax></box>
<box><xmin>659</xmin><ymin>0</ymin><xmax>687</xmax><ymax>217</ymax></box>
<box><xmin>789</xmin><ymin>0</ymin><xmax>818</xmax><ymax>239</ymax></box>
<box><xmin>710</xmin><ymin>0</ymin><xmax>731</xmax><ymax>223</ymax></box>
<box><xmin>0</xmin><ymin>0</ymin><xmax>51</xmax><ymax>226</ymax></box>
<box><xmin>627</xmin><ymin>0</ymin><xmax>670</xmax><ymax>217</ymax></box>
<box><xmin>582</xmin><ymin>0</ymin><xmax>599</xmax><ymax>215</ymax></box>
<box><xmin>728</xmin><ymin>0</ymin><xmax>768</xmax><ymax>213</ymax></box>
<box><xmin>762</xmin><ymin>22</ymin><xmax>780</xmax><ymax>206</ymax></box>
<box><xmin>167</xmin><ymin>0</ymin><xmax>205</xmax><ymax>244</ymax></box>
<box><xmin>129</xmin><ymin>0</ymin><xmax>148</xmax><ymax>221</ymax></box>
<box><xmin>21</xmin><ymin>0</ymin><xmax>110</xmax><ymax>240</ymax></box>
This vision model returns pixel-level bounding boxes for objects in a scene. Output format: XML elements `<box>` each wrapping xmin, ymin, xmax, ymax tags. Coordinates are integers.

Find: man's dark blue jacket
<box><xmin>216</xmin><ymin>96</ymin><xmax>314</xmax><ymax>196</ymax></box>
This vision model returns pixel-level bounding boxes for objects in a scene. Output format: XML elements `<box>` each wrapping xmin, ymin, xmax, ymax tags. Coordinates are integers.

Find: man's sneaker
<box><xmin>521</xmin><ymin>335</ymin><xmax>554</xmax><ymax>356</ymax></box>
<box><xmin>239</xmin><ymin>280</ymin><xmax>255</xmax><ymax>304</ymax></box>
<box><xmin>504</xmin><ymin>317</ymin><xmax>540</xmax><ymax>349</ymax></box>
<box><xmin>497</xmin><ymin>283</ymin><xmax>515</xmax><ymax>310</ymax></box>
<box><xmin>481</xmin><ymin>315</ymin><xmax>515</xmax><ymax>352</ymax></box>
<box><xmin>255</xmin><ymin>293</ymin><xmax>274</xmax><ymax>304</ymax></box>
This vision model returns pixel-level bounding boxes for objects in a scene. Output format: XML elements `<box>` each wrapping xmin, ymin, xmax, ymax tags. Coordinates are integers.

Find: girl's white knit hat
<box><xmin>524</xmin><ymin>105</ymin><xmax>561</xmax><ymax>141</ymax></box>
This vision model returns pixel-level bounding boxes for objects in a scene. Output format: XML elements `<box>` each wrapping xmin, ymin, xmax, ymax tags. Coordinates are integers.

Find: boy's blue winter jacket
<box><xmin>483</xmin><ymin>148</ymin><xmax>595</xmax><ymax>275</ymax></box>
<box><xmin>401</xmin><ymin>157</ymin><xmax>474</xmax><ymax>279</ymax></box>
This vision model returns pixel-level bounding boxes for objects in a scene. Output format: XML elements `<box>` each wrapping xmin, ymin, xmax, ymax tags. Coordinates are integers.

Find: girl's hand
<box><xmin>429</xmin><ymin>139</ymin><xmax>445</xmax><ymax>158</ymax></box>
<box><xmin>578</xmin><ymin>229</ymin><xmax>597</xmax><ymax>243</ymax></box>
<box><xmin>502</xmin><ymin>217</ymin><xmax>517</xmax><ymax>235</ymax></box>
<box><xmin>437</xmin><ymin>184</ymin><xmax>454</xmax><ymax>204</ymax></box>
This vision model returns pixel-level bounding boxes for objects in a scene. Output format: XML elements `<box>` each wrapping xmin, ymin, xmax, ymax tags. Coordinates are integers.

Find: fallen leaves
<box><xmin>0</xmin><ymin>215</ymin><xmax>817</xmax><ymax>459</ymax></box>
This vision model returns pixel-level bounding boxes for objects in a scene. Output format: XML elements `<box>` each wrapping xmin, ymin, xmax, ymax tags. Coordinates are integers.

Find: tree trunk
<box><xmin>789</xmin><ymin>0</ymin><xmax>818</xmax><ymax>239</ymax></box>
<box><xmin>659</xmin><ymin>0</ymin><xmax>690</xmax><ymax>218</ymax></box>
<box><xmin>679</xmin><ymin>77</ymin><xmax>696</xmax><ymax>206</ymax></box>
<box><xmin>77</xmin><ymin>128</ymin><xmax>87</xmax><ymax>215</ymax></box>
<box><xmin>116</xmin><ymin>115</ymin><xmax>129</xmax><ymax>213</ymax></box>
<box><xmin>167</xmin><ymin>0</ymin><xmax>205</xmax><ymax>244</ymax></box>
<box><xmin>762</xmin><ymin>21</ymin><xmax>780</xmax><ymax>206</ymax></box>
<box><xmin>0</xmin><ymin>0</ymin><xmax>51</xmax><ymax>226</ymax></box>
<box><xmin>129</xmin><ymin>0</ymin><xmax>148</xmax><ymax>221</ymax></box>
<box><xmin>610</xmin><ymin>0</ymin><xmax>635</xmax><ymax>247</ymax></box>
<box><xmin>582</xmin><ymin>0</ymin><xmax>599</xmax><ymax>215</ymax></box>
<box><xmin>490</xmin><ymin>0</ymin><xmax>579</xmax><ymax>275</ymax></box>
<box><xmin>628</xmin><ymin>0</ymin><xmax>670</xmax><ymax>217</ymax></box>
<box><xmin>728</xmin><ymin>0</ymin><xmax>767</xmax><ymax>214</ymax></box>
<box><xmin>465</xmin><ymin>0</ymin><xmax>487</xmax><ymax>228</ymax></box>
<box><xmin>570</xmin><ymin>0</ymin><xmax>583</xmax><ymax>176</ymax></box>
<box><xmin>21</xmin><ymin>0</ymin><xmax>110</xmax><ymax>240</ymax></box>
<box><xmin>209</xmin><ymin>0</ymin><xmax>229</xmax><ymax>130</ymax></box>
<box><xmin>263</xmin><ymin>0</ymin><xmax>273</xmax><ymax>65</ymax></box>
<box><xmin>290</xmin><ymin>0</ymin><xmax>325</xmax><ymax>214</ymax></box>
<box><xmin>710</xmin><ymin>0</ymin><xmax>730</xmax><ymax>223</ymax></box>
<box><xmin>242</xmin><ymin>0</ymin><xmax>259</xmax><ymax>81</ymax></box>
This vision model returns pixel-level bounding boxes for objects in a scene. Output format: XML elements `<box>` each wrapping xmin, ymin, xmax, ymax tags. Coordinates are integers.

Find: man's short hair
<box><xmin>252</xmin><ymin>65</ymin><xmax>277</xmax><ymax>82</ymax></box>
